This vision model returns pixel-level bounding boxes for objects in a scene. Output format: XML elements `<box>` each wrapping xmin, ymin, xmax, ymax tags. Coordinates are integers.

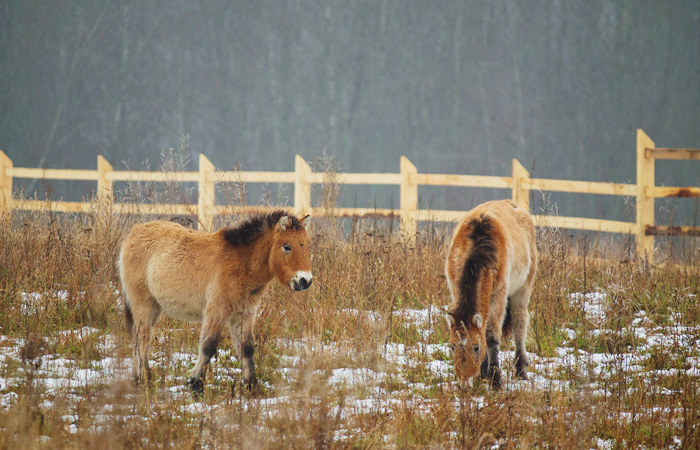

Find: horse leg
<box><xmin>484</xmin><ymin>287</ymin><xmax>507</xmax><ymax>389</ymax></box>
<box><xmin>229</xmin><ymin>307</ymin><xmax>258</xmax><ymax>388</ymax></box>
<box><xmin>143</xmin><ymin>304</ymin><xmax>162</xmax><ymax>381</ymax></box>
<box><xmin>188</xmin><ymin>313</ymin><xmax>225</xmax><ymax>395</ymax></box>
<box><xmin>484</xmin><ymin>328</ymin><xmax>503</xmax><ymax>389</ymax></box>
<box><xmin>128</xmin><ymin>294</ymin><xmax>160</xmax><ymax>385</ymax></box>
<box><xmin>510</xmin><ymin>287</ymin><xmax>532</xmax><ymax>380</ymax></box>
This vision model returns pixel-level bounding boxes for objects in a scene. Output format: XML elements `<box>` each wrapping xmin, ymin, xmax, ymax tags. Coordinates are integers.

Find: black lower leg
<box><xmin>486</xmin><ymin>335</ymin><xmax>501</xmax><ymax>389</ymax></box>
<box><xmin>242</xmin><ymin>341</ymin><xmax>256</xmax><ymax>387</ymax></box>
<box><xmin>188</xmin><ymin>334</ymin><xmax>221</xmax><ymax>395</ymax></box>
<box><xmin>515</xmin><ymin>348</ymin><xmax>528</xmax><ymax>379</ymax></box>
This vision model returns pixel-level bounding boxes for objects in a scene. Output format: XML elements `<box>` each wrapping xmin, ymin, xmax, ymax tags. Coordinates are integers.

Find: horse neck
<box><xmin>247</xmin><ymin>231</ymin><xmax>275</xmax><ymax>284</ymax></box>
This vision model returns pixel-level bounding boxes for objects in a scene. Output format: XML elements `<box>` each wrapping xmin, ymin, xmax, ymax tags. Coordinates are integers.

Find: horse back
<box><xmin>448</xmin><ymin>200</ymin><xmax>536</xmax><ymax>295</ymax></box>
<box><xmin>119</xmin><ymin>221</ymin><xmax>224</xmax><ymax>320</ymax></box>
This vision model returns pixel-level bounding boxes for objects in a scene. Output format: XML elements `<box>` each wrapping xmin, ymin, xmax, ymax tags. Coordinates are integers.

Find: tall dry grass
<box><xmin>0</xmin><ymin>156</ymin><xmax>699</xmax><ymax>449</ymax></box>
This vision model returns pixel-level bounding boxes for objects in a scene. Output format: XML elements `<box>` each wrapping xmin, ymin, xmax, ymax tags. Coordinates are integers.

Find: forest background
<box><xmin>1</xmin><ymin>1</ymin><xmax>699</xmax><ymax>222</ymax></box>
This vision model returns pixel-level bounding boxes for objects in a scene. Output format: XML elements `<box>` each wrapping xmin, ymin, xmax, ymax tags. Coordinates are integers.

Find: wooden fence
<box><xmin>1</xmin><ymin>129</ymin><xmax>698</xmax><ymax>258</ymax></box>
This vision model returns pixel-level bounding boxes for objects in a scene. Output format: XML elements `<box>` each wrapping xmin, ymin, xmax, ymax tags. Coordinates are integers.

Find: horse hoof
<box><xmin>188</xmin><ymin>377</ymin><xmax>204</xmax><ymax>396</ymax></box>
<box><xmin>489</xmin><ymin>367</ymin><xmax>502</xmax><ymax>390</ymax></box>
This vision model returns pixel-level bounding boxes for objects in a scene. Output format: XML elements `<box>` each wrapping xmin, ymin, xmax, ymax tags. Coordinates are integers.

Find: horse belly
<box><xmin>146</xmin><ymin>259</ymin><xmax>207</xmax><ymax>322</ymax></box>
<box><xmin>506</xmin><ymin>244</ymin><xmax>532</xmax><ymax>296</ymax></box>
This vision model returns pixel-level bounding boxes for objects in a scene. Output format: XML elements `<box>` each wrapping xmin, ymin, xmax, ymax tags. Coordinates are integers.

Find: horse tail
<box><xmin>452</xmin><ymin>213</ymin><xmax>500</xmax><ymax>319</ymax></box>
<box><xmin>124</xmin><ymin>298</ymin><xmax>134</xmax><ymax>337</ymax></box>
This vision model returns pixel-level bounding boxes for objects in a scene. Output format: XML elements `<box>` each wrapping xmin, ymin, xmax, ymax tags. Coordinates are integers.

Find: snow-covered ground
<box><xmin>1</xmin><ymin>290</ymin><xmax>699</xmax><ymax>446</ymax></box>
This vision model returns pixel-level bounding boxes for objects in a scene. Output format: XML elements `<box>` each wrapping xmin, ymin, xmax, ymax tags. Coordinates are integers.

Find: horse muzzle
<box><xmin>289</xmin><ymin>271</ymin><xmax>313</xmax><ymax>291</ymax></box>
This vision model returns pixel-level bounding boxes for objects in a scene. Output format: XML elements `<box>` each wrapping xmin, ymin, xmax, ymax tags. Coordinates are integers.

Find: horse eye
<box><xmin>282</xmin><ymin>244</ymin><xmax>292</xmax><ymax>254</ymax></box>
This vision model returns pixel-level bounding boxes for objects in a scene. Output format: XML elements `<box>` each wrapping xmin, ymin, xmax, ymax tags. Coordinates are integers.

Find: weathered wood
<box><xmin>97</xmin><ymin>155</ymin><xmax>113</xmax><ymax>205</ymax></box>
<box><xmin>109</xmin><ymin>171</ymin><xmax>199</xmax><ymax>182</ymax></box>
<box><xmin>114</xmin><ymin>203</ymin><xmax>196</xmax><ymax>216</ymax></box>
<box><xmin>218</xmin><ymin>171</ymin><xmax>295</xmax><ymax>184</ymax></box>
<box><xmin>336</xmin><ymin>173</ymin><xmax>402</xmax><ymax>185</ymax></box>
<box><xmin>645</xmin><ymin>225</ymin><xmax>700</xmax><ymax>237</ymax></box>
<box><xmin>649</xmin><ymin>186</ymin><xmax>700</xmax><ymax>198</ymax></box>
<box><xmin>198</xmin><ymin>154</ymin><xmax>216</xmax><ymax>232</ymax></box>
<box><xmin>530</xmin><ymin>178</ymin><xmax>637</xmax><ymax>196</ymax></box>
<box><xmin>532</xmin><ymin>215</ymin><xmax>635</xmax><ymax>234</ymax></box>
<box><xmin>646</xmin><ymin>148</ymin><xmax>700</xmax><ymax>160</ymax></box>
<box><xmin>9</xmin><ymin>167</ymin><xmax>98</xmax><ymax>181</ymax></box>
<box><xmin>294</xmin><ymin>155</ymin><xmax>312</xmax><ymax>216</ymax></box>
<box><xmin>416</xmin><ymin>209</ymin><xmax>465</xmax><ymax>223</ymax></box>
<box><xmin>400</xmin><ymin>156</ymin><xmax>418</xmax><ymax>240</ymax></box>
<box><xmin>216</xmin><ymin>205</ymin><xmax>278</xmax><ymax>216</ymax></box>
<box><xmin>314</xmin><ymin>207</ymin><xmax>398</xmax><ymax>219</ymax></box>
<box><xmin>0</xmin><ymin>151</ymin><xmax>13</xmax><ymax>213</ymax></box>
<box><xmin>15</xmin><ymin>199</ymin><xmax>94</xmax><ymax>213</ymax></box>
<box><xmin>512</xmin><ymin>159</ymin><xmax>530</xmax><ymax>212</ymax></box>
<box><xmin>413</xmin><ymin>173</ymin><xmax>512</xmax><ymax>189</ymax></box>
<box><xmin>636</xmin><ymin>129</ymin><xmax>656</xmax><ymax>258</ymax></box>
<box><xmin>4</xmin><ymin>137</ymin><xmax>699</xmax><ymax>255</ymax></box>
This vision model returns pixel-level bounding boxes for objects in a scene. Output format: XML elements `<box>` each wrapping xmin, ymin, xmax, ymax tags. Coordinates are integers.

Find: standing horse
<box><xmin>118</xmin><ymin>211</ymin><xmax>312</xmax><ymax>394</ymax></box>
<box><xmin>445</xmin><ymin>199</ymin><xmax>537</xmax><ymax>389</ymax></box>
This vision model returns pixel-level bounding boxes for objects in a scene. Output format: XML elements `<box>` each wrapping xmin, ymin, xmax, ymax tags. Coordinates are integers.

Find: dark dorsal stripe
<box><xmin>451</xmin><ymin>214</ymin><xmax>499</xmax><ymax>325</ymax></box>
<box><xmin>222</xmin><ymin>210</ymin><xmax>303</xmax><ymax>247</ymax></box>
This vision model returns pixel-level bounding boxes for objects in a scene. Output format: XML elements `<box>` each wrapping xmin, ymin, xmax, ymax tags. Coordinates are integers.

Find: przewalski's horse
<box><xmin>445</xmin><ymin>199</ymin><xmax>537</xmax><ymax>389</ymax></box>
<box><xmin>118</xmin><ymin>211</ymin><xmax>312</xmax><ymax>394</ymax></box>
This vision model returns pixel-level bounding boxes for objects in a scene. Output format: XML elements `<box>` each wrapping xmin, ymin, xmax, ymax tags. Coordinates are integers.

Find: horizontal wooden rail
<box><xmin>115</xmin><ymin>203</ymin><xmax>198</xmax><ymax>216</ymax></box>
<box><xmin>9</xmin><ymin>168</ymin><xmax>98</xmax><ymax>181</ymax></box>
<box><xmin>645</xmin><ymin>225</ymin><xmax>700</xmax><ymax>237</ymax></box>
<box><xmin>529</xmin><ymin>178</ymin><xmax>637</xmax><ymax>196</ymax></box>
<box><xmin>413</xmin><ymin>174</ymin><xmax>513</xmax><ymax>189</ymax></box>
<box><xmin>533</xmin><ymin>215</ymin><xmax>635</xmax><ymax>234</ymax></box>
<box><xmin>649</xmin><ymin>186</ymin><xmax>700</xmax><ymax>198</ymax></box>
<box><xmin>1</xmin><ymin>128</ymin><xmax>698</xmax><ymax>261</ymax></box>
<box><xmin>14</xmin><ymin>199</ymin><xmax>95</xmax><ymax>213</ymax></box>
<box><xmin>646</xmin><ymin>148</ymin><xmax>700</xmax><ymax>160</ymax></box>
<box><xmin>217</xmin><ymin>171</ymin><xmax>295</xmax><ymax>184</ymax></box>
<box><xmin>108</xmin><ymin>171</ymin><xmax>199</xmax><ymax>182</ymax></box>
<box><xmin>313</xmin><ymin>207</ymin><xmax>398</xmax><ymax>218</ymax></box>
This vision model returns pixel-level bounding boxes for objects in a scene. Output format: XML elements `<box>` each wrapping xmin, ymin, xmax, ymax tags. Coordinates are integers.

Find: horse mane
<box><xmin>222</xmin><ymin>210</ymin><xmax>304</xmax><ymax>247</ymax></box>
<box><xmin>450</xmin><ymin>213</ymin><xmax>500</xmax><ymax>325</ymax></box>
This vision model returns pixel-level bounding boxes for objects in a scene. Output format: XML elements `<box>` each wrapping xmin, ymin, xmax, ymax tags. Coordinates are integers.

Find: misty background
<box><xmin>1</xmin><ymin>1</ymin><xmax>699</xmax><ymax>225</ymax></box>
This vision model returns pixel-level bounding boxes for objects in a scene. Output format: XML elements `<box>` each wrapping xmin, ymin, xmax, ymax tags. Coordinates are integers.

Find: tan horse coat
<box><xmin>445</xmin><ymin>199</ymin><xmax>537</xmax><ymax>388</ymax></box>
<box><xmin>118</xmin><ymin>211</ymin><xmax>312</xmax><ymax>393</ymax></box>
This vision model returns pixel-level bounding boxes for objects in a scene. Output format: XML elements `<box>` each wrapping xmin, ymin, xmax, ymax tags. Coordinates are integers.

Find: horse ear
<box><xmin>278</xmin><ymin>215</ymin><xmax>290</xmax><ymax>231</ymax></box>
<box><xmin>300</xmin><ymin>214</ymin><xmax>310</xmax><ymax>227</ymax></box>
<box><xmin>445</xmin><ymin>313</ymin><xmax>455</xmax><ymax>328</ymax></box>
<box><xmin>473</xmin><ymin>313</ymin><xmax>483</xmax><ymax>329</ymax></box>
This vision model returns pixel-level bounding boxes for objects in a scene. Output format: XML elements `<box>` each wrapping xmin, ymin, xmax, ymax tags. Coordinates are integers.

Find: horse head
<box><xmin>446</xmin><ymin>311</ymin><xmax>487</xmax><ymax>386</ymax></box>
<box><xmin>269</xmin><ymin>214</ymin><xmax>313</xmax><ymax>291</ymax></box>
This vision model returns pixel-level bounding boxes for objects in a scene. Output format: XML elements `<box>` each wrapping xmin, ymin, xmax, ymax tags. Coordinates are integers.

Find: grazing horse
<box><xmin>445</xmin><ymin>199</ymin><xmax>537</xmax><ymax>389</ymax></box>
<box><xmin>118</xmin><ymin>211</ymin><xmax>312</xmax><ymax>394</ymax></box>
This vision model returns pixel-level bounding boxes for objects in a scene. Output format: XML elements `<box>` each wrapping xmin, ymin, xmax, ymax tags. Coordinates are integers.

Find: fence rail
<box><xmin>1</xmin><ymin>129</ymin><xmax>698</xmax><ymax>259</ymax></box>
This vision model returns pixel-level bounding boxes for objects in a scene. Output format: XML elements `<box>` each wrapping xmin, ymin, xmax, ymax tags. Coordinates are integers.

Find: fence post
<box><xmin>0</xmin><ymin>151</ymin><xmax>12</xmax><ymax>215</ymax></box>
<box><xmin>294</xmin><ymin>155</ymin><xmax>312</xmax><ymax>216</ymax></box>
<box><xmin>97</xmin><ymin>155</ymin><xmax>113</xmax><ymax>208</ymax></box>
<box><xmin>400</xmin><ymin>156</ymin><xmax>418</xmax><ymax>240</ymax></box>
<box><xmin>198</xmin><ymin>154</ymin><xmax>216</xmax><ymax>232</ymax></box>
<box><xmin>636</xmin><ymin>129</ymin><xmax>655</xmax><ymax>259</ymax></box>
<box><xmin>512</xmin><ymin>159</ymin><xmax>530</xmax><ymax>212</ymax></box>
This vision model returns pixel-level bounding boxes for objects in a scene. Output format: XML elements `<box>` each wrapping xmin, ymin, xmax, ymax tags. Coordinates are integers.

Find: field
<box><xmin>0</xmin><ymin>204</ymin><xmax>699</xmax><ymax>449</ymax></box>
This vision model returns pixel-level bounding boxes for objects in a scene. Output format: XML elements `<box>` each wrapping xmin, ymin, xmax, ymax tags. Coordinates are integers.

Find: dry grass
<box><xmin>0</xmin><ymin>179</ymin><xmax>699</xmax><ymax>449</ymax></box>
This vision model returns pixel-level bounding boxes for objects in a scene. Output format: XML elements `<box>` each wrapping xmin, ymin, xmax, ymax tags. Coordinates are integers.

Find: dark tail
<box><xmin>124</xmin><ymin>300</ymin><xmax>134</xmax><ymax>337</ymax></box>
<box><xmin>451</xmin><ymin>214</ymin><xmax>500</xmax><ymax>322</ymax></box>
